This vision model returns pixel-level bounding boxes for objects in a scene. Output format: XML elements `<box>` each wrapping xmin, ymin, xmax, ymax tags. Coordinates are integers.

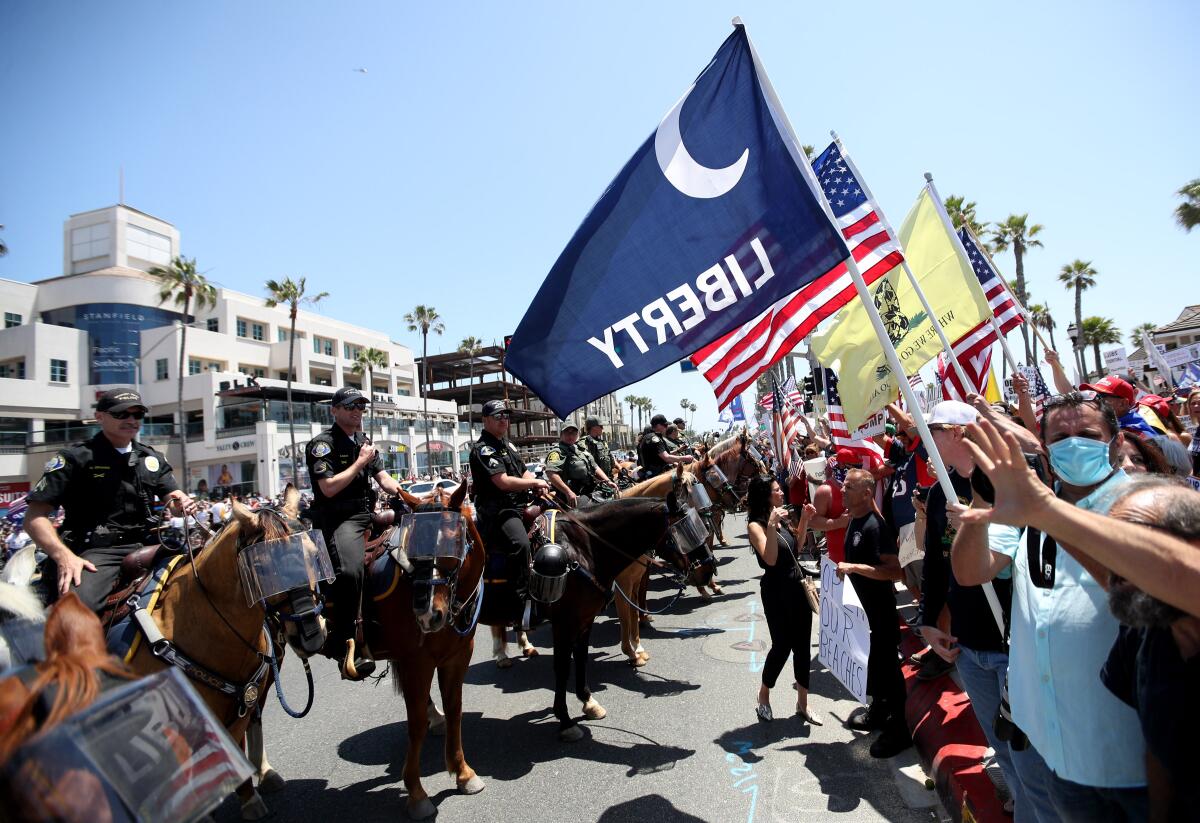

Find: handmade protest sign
<box><xmin>817</xmin><ymin>556</ymin><xmax>871</xmax><ymax>704</ymax></box>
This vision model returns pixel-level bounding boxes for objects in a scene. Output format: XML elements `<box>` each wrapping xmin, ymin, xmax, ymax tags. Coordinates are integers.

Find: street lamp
<box><xmin>1066</xmin><ymin>321</ymin><xmax>1083</xmax><ymax>381</ymax></box>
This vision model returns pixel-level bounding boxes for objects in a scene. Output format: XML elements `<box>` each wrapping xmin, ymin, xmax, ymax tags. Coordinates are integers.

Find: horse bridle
<box><xmin>406</xmin><ymin>511</ymin><xmax>486</xmax><ymax>636</ymax></box>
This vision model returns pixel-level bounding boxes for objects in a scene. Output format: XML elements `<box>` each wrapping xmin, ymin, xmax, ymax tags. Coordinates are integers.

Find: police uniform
<box><xmin>545</xmin><ymin>440</ymin><xmax>598</xmax><ymax>498</ymax></box>
<box><xmin>638</xmin><ymin>431</ymin><xmax>671</xmax><ymax>477</ymax></box>
<box><xmin>582</xmin><ymin>426</ymin><xmax>614</xmax><ymax>478</ymax></box>
<box><xmin>30</xmin><ymin>398</ymin><xmax>180</xmax><ymax>612</ymax></box>
<box><xmin>468</xmin><ymin>428</ymin><xmax>530</xmax><ymax>561</ymax></box>
<box><xmin>306</xmin><ymin>388</ymin><xmax>383</xmax><ymax>662</ymax></box>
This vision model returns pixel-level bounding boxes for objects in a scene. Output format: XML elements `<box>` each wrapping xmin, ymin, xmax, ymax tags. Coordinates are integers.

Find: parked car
<box><xmin>408</xmin><ymin>479</ymin><xmax>459</xmax><ymax>498</ymax></box>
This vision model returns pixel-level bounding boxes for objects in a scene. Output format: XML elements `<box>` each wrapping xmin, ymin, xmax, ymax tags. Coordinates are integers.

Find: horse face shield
<box><xmin>393</xmin><ymin>512</ymin><xmax>467</xmax><ymax>633</ymax></box>
<box><xmin>237</xmin><ymin>530</ymin><xmax>335</xmax><ymax>608</ymax></box>
<box><xmin>668</xmin><ymin>508</ymin><xmax>714</xmax><ymax>583</ymax></box>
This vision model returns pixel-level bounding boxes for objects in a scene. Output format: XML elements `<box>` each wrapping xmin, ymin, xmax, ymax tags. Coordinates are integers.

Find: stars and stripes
<box><xmin>693</xmin><ymin>141</ymin><xmax>902</xmax><ymax>408</ymax></box>
<box><xmin>771</xmin><ymin>377</ymin><xmax>804</xmax><ymax>471</ymax></box>
<box><xmin>758</xmin><ymin>375</ymin><xmax>805</xmax><ymax>411</ymax></box>
<box><xmin>1020</xmin><ymin>365</ymin><xmax>1052</xmax><ymax>422</ymax></box>
<box><xmin>938</xmin><ymin>349</ymin><xmax>992</xmax><ymax>402</ymax></box>
<box><xmin>825</xmin><ymin>369</ymin><xmax>884</xmax><ymax>464</ymax></box>
<box><xmin>958</xmin><ymin>227</ymin><xmax>1023</xmax><ymax>335</ymax></box>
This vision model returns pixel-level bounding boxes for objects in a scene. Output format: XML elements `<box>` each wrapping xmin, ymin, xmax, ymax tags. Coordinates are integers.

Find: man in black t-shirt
<box><xmin>838</xmin><ymin>468</ymin><xmax>911</xmax><ymax>759</ymax></box>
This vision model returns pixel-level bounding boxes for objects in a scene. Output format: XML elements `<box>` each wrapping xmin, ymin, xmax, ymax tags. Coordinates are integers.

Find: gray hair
<box><xmin>1111</xmin><ymin>475</ymin><xmax>1200</xmax><ymax>539</ymax></box>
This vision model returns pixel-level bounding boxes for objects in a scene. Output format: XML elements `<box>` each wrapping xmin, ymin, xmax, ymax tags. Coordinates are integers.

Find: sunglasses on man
<box><xmin>340</xmin><ymin>402</ymin><xmax>368</xmax><ymax>411</ymax></box>
<box><xmin>490</xmin><ymin>412</ymin><xmax>511</xmax><ymax>420</ymax></box>
<box><xmin>107</xmin><ymin>410</ymin><xmax>146</xmax><ymax>420</ymax></box>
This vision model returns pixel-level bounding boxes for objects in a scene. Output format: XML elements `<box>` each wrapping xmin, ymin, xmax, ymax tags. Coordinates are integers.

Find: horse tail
<box><xmin>0</xmin><ymin>593</ymin><xmax>134</xmax><ymax>763</ymax></box>
<box><xmin>0</xmin><ymin>546</ymin><xmax>42</xmax><ymax>622</ymax></box>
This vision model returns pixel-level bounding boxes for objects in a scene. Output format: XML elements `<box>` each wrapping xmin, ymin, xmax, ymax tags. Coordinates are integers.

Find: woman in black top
<box><xmin>747</xmin><ymin>475</ymin><xmax>822</xmax><ymax>725</ymax></box>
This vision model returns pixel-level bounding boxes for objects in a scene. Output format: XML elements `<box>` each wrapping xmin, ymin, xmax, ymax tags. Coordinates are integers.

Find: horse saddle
<box><xmin>363</xmin><ymin>509</ymin><xmax>396</xmax><ymax>567</ymax></box>
<box><xmin>522</xmin><ymin>503</ymin><xmax>546</xmax><ymax>529</ymax></box>
<box><xmin>98</xmin><ymin>544</ymin><xmax>166</xmax><ymax>628</ymax></box>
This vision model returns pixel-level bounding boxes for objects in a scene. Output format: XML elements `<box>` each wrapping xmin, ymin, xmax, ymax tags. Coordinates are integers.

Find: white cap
<box><xmin>928</xmin><ymin>400</ymin><xmax>978</xmax><ymax>427</ymax></box>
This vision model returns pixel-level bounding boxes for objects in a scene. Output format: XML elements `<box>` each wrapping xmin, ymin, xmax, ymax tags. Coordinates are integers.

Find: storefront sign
<box><xmin>216</xmin><ymin>438</ymin><xmax>256</xmax><ymax>453</ymax></box>
<box><xmin>0</xmin><ymin>481</ymin><xmax>30</xmax><ymax>504</ymax></box>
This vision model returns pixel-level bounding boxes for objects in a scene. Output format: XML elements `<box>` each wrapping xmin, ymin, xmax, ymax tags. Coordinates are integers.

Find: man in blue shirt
<box><xmin>952</xmin><ymin>391</ymin><xmax>1147</xmax><ymax>822</ymax></box>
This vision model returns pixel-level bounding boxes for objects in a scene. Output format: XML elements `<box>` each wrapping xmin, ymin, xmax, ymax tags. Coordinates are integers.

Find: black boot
<box><xmin>846</xmin><ymin>699</ymin><xmax>890</xmax><ymax>731</ymax></box>
<box><xmin>869</xmin><ymin>714</ymin><xmax>913</xmax><ymax>758</ymax></box>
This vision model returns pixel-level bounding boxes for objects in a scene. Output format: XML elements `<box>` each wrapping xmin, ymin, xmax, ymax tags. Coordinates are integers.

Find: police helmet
<box><xmin>530</xmin><ymin>542</ymin><xmax>570</xmax><ymax>603</ymax></box>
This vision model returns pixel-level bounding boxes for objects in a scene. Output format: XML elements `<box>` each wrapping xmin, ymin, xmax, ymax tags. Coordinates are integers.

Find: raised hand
<box><xmin>959</xmin><ymin>418</ymin><xmax>1053</xmax><ymax>527</ymax></box>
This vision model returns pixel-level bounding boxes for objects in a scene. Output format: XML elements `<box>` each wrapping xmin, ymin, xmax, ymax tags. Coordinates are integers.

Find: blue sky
<box><xmin>2</xmin><ymin>1</ymin><xmax>1197</xmax><ymax>429</ymax></box>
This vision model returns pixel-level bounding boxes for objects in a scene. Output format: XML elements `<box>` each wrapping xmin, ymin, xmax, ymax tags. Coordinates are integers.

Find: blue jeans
<box><xmin>956</xmin><ymin>645</ymin><xmax>1057</xmax><ymax>823</ymax></box>
<box><xmin>1045</xmin><ymin>772</ymin><xmax>1148</xmax><ymax>822</ymax></box>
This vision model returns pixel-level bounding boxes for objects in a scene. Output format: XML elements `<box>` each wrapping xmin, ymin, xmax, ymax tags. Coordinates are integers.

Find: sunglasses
<box><xmin>340</xmin><ymin>402</ymin><xmax>368</xmax><ymax>411</ymax></box>
<box><xmin>108</xmin><ymin>410</ymin><xmax>146</xmax><ymax>420</ymax></box>
<box><xmin>490</xmin><ymin>412</ymin><xmax>511</xmax><ymax>420</ymax></box>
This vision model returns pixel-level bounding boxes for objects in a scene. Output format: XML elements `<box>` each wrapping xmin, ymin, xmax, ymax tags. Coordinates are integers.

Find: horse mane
<box><xmin>621</xmin><ymin>471</ymin><xmax>678</xmax><ymax>498</ymax></box>
<box><xmin>0</xmin><ymin>593</ymin><xmax>134</xmax><ymax>763</ymax></box>
<box><xmin>0</xmin><ymin>545</ymin><xmax>43</xmax><ymax>622</ymax></box>
<box><xmin>708</xmin><ymin>433</ymin><xmax>740</xmax><ymax>462</ymax></box>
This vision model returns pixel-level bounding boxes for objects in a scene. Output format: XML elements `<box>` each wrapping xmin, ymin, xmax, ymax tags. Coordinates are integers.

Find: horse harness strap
<box><xmin>125</xmin><ymin>561</ymin><xmax>268</xmax><ymax>718</ymax></box>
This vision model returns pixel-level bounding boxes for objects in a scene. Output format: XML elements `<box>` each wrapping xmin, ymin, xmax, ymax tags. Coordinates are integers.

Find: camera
<box><xmin>993</xmin><ymin>676</ymin><xmax>1028</xmax><ymax>751</ymax></box>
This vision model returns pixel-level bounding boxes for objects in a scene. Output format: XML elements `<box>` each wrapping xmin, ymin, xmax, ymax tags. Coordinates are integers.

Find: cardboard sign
<box><xmin>1102</xmin><ymin>346</ymin><xmax>1129</xmax><ymax>371</ymax></box>
<box><xmin>817</xmin><ymin>557</ymin><xmax>871</xmax><ymax>704</ymax></box>
<box><xmin>853</xmin><ymin>410</ymin><xmax>888</xmax><ymax>440</ymax></box>
<box><xmin>1163</xmin><ymin>345</ymin><xmax>1200</xmax><ymax>368</ymax></box>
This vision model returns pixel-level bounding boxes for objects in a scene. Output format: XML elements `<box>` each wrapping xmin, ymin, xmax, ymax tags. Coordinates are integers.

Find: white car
<box><xmin>407</xmin><ymin>479</ymin><xmax>459</xmax><ymax>498</ymax></box>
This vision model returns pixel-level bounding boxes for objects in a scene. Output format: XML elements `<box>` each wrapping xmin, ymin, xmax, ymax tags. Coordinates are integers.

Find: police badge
<box><xmin>311</xmin><ymin>442</ymin><xmax>332</xmax><ymax>458</ymax></box>
<box><xmin>44</xmin><ymin>454</ymin><xmax>66</xmax><ymax>472</ymax></box>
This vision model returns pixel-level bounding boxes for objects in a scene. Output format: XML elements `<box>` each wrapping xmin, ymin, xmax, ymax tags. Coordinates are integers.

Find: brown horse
<box><xmin>123</xmin><ymin>488</ymin><xmax>327</xmax><ymax>820</ymax></box>
<box><xmin>360</xmin><ymin>487</ymin><xmax>487</xmax><ymax>820</ymax></box>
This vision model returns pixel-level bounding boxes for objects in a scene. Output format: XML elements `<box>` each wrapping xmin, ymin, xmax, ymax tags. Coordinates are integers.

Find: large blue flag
<box><xmin>504</xmin><ymin>25</ymin><xmax>850</xmax><ymax>417</ymax></box>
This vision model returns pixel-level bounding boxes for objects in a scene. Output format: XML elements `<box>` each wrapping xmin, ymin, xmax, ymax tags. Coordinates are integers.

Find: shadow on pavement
<box><xmin>597</xmin><ymin>793</ymin><xmax>707</xmax><ymax>822</ymax></box>
<box><xmin>714</xmin><ymin>718</ymin><xmax>812</xmax><ymax>764</ymax></box>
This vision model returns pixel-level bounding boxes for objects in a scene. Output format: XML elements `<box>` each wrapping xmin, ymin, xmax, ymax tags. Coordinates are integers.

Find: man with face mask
<box><xmin>1100</xmin><ymin>477</ymin><xmax>1200</xmax><ymax>822</ymax></box>
<box><xmin>952</xmin><ymin>391</ymin><xmax>1146</xmax><ymax>822</ymax></box>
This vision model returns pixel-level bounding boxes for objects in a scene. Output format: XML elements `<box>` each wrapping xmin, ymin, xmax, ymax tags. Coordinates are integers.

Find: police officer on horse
<box><xmin>544</xmin><ymin>423</ymin><xmax>618</xmax><ymax>509</ymax></box>
<box><xmin>25</xmin><ymin>388</ymin><xmax>197</xmax><ymax>611</ymax></box>
<box><xmin>637</xmin><ymin>414</ymin><xmax>694</xmax><ymax>479</ymax></box>
<box><xmin>581</xmin><ymin>417</ymin><xmax>615</xmax><ymax>479</ymax></box>
<box><xmin>468</xmin><ymin>400</ymin><xmax>549</xmax><ymax>602</ymax></box>
<box><xmin>306</xmin><ymin>386</ymin><xmax>405</xmax><ymax>680</ymax></box>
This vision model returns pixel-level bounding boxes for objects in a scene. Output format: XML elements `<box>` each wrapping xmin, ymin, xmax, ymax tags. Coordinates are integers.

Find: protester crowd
<box><xmin>749</xmin><ymin>353</ymin><xmax>1200</xmax><ymax>822</ymax></box>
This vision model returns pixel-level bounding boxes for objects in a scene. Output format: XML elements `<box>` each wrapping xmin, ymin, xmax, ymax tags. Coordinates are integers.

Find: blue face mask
<box><xmin>1047</xmin><ymin>436</ymin><xmax>1114</xmax><ymax>487</ymax></box>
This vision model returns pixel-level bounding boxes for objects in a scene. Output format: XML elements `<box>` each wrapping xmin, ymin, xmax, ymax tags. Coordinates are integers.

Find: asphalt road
<box><xmin>215</xmin><ymin>513</ymin><xmax>943</xmax><ymax>823</ymax></box>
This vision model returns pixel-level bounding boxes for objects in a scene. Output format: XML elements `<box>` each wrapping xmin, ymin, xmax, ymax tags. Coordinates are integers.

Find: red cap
<box><xmin>834</xmin><ymin>447</ymin><xmax>858</xmax><ymax>466</ymax></box>
<box><xmin>1137</xmin><ymin>394</ymin><xmax>1170</xmax><ymax>420</ymax></box>
<box><xmin>1080</xmin><ymin>375</ymin><xmax>1135</xmax><ymax>404</ymax></box>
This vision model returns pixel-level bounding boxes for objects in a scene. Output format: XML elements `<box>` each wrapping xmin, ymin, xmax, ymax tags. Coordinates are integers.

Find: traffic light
<box><xmin>812</xmin><ymin>368</ymin><xmax>824</xmax><ymax>395</ymax></box>
<box><xmin>802</xmin><ymin>375</ymin><xmax>816</xmax><ymax>397</ymax></box>
<box><xmin>503</xmin><ymin>334</ymin><xmax>513</xmax><ymax>350</ymax></box>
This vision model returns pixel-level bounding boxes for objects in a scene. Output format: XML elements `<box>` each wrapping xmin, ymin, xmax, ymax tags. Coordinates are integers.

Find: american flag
<box><xmin>938</xmin><ymin>348</ymin><xmax>992</xmax><ymax>401</ymax></box>
<box><xmin>825</xmin><ymin>369</ymin><xmax>885</xmax><ymax>464</ymax></box>
<box><xmin>758</xmin><ymin>375</ymin><xmax>804</xmax><ymax>411</ymax></box>
<box><xmin>958</xmin><ymin>227</ymin><xmax>1023</xmax><ymax>335</ymax></box>
<box><xmin>788</xmin><ymin>447</ymin><xmax>806</xmax><ymax>481</ymax></box>
<box><xmin>693</xmin><ymin>141</ymin><xmax>902</xmax><ymax>408</ymax></box>
<box><xmin>772</xmin><ymin>377</ymin><xmax>804</xmax><ymax>471</ymax></box>
<box><xmin>1020</xmin><ymin>365</ymin><xmax>1052</xmax><ymax>422</ymax></box>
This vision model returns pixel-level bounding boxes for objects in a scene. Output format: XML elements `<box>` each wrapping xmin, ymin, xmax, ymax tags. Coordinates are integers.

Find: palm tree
<box><xmin>1081</xmin><ymin>317</ymin><xmax>1121</xmax><ymax>382</ymax></box>
<box><xmin>404</xmin><ymin>306</ymin><xmax>445</xmax><ymax>467</ymax></box>
<box><xmin>989</xmin><ymin>214</ymin><xmax>1044</xmax><ymax>361</ymax></box>
<box><xmin>351</xmin><ymin>347</ymin><xmax>388</xmax><ymax>441</ymax></box>
<box><xmin>624</xmin><ymin>394</ymin><xmax>638</xmax><ymax>441</ymax></box>
<box><xmin>688</xmin><ymin>402</ymin><xmax>697</xmax><ymax>430</ymax></box>
<box><xmin>265</xmin><ymin>277</ymin><xmax>328</xmax><ymax>488</ymax></box>
<box><xmin>1057</xmin><ymin>259</ymin><xmax>1097</xmax><ymax>377</ymax></box>
<box><xmin>458</xmin><ymin>336</ymin><xmax>484</xmax><ymax>445</ymax></box>
<box><xmin>1130</xmin><ymin>322</ymin><xmax>1157</xmax><ymax>349</ymax></box>
<box><xmin>679</xmin><ymin>398</ymin><xmax>690</xmax><ymax>422</ymax></box>
<box><xmin>0</xmin><ymin>225</ymin><xmax>7</xmax><ymax>257</ymax></box>
<box><xmin>1175</xmin><ymin>179</ymin><xmax>1200</xmax><ymax>232</ymax></box>
<box><xmin>150</xmin><ymin>256</ymin><xmax>216</xmax><ymax>487</ymax></box>
<box><xmin>944</xmin><ymin>195</ymin><xmax>988</xmax><ymax>237</ymax></box>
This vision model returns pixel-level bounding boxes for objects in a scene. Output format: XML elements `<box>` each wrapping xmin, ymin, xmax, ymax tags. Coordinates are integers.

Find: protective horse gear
<box><xmin>530</xmin><ymin>542</ymin><xmax>570</xmax><ymax>604</ymax></box>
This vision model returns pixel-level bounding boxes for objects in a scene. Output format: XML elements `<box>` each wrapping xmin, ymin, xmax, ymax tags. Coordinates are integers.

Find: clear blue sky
<box><xmin>2</xmin><ymin>2</ymin><xmax>1197</xmax><ymax>429</ymax></box>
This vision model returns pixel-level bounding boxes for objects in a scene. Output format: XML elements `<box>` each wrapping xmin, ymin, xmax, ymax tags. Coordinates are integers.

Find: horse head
<box><xmin>663</xmin><ymin>470</ymin><xmax>716</xmax><ymax>587</ymax></box>
<box><xmin>225</xmin><ymin>487</ymin><xmax>330</xmax><ymax>657</ymax></box>
<box><xmin>400</xmin><ymin>488</ymin><xmax>483</xmax><ymax>635</ymax></box>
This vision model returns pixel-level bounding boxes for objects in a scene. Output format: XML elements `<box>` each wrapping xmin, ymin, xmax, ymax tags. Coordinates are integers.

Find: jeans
<box><xmin>956</xmin><ymin>645</ymin><xmax>1056</xmax><ymax>823</ymax></box>
<box><xmin>1046</xmin><ymin>772</ymin><xmax>1149</xmax><ymax>822</ymax></box>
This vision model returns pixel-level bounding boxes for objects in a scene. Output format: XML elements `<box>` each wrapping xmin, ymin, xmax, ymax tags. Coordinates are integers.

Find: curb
<box><xmin>899</xmin><ymin>622</ymin><xmax>1012</xmax><ymax>823</ymax></box>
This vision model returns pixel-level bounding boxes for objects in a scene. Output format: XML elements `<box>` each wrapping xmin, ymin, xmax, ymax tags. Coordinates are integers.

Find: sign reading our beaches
<box><xmin>818</xmin><ymin>556</ymin><xmax>871</xmax><ymax>704</ymax></box>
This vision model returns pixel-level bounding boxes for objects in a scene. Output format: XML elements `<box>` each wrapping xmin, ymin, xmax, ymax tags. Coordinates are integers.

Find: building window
<box><xmin>236</xmin><ymin>318</ymin><xmax>248</xmax><ymax>338</ymax></box>
<box><xmin>0</xmin><ymin>359</ymin><xmax>25</xmax><ymax>380</ymax></box>
<box><xmin>70</xmin><ymin>222</ymin><xmax>110</xmax><ymax>262</ymax></box>
<box><xmin>251</xmin><ymin>322</ymin><xmax>265</xmax><ymax>342</ymax></box>
<box><xmin>313</xmin><ymin>336</ymin><xmax>334</xmax><ymax>357</ymax></box>
<box><xmin>253</xmin><ymin>367</ymin><xmax>266</xmax><ymax>378</ymax></box>
<box><xmin>278</xmin><ymin>328</ymin><xmax>287</xmax><ymax>342</ymax></box>
<box><xmin>189</xmin><ymin>358</ymin><xmax>202</xmax><ymax>375</ymax></box>
<box><xmin>206</xmin><ymin>318</ymin><xmax>219</xmax><ymax>332</ymax></box>
<box><xmin>50</xmin><ymin>359</ymin><xmax>68</xmax><ymax>383</ymax></box>
<box><xmin>344</xmin><ymin>343</ymin><xmax>362</xmax><ymax>361</ymax></box>
<box><xmin>4</xmin><ymin>313</ymin><xmax>20</xmax><ymax>328</ymax></box>
<box><xmin>156</xmin><ymin>358</ymin><xmax>168</xmax><ymax>381</ymax></box>
<box><xmin>277</xmin><ymin>370</ymin><xmax>296</xmax><ymax>381</ymax></box>
<box><xmin>125</xmin><ymin>224</ymin><xmax>171</xmax><ymax>266</ymax></box>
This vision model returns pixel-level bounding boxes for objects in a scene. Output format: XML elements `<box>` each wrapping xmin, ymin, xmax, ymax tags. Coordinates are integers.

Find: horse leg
<box><xmin>491</xmin><ymin>624</ymin><xmax>513</xmax><ymax>668</ymax></box>
<box><xmin>518</xmin><ymin>629</ymin><xmax>538</xmax><ymax>657</ymax></box>
<box><xmin>552</xmin><ymin>628</ymin><xmax>581</xmax><ymax>742</ymax></box>
<box><xmin>427</xmin><ymin>696</ymin><xmax>446</xmax><ymax>735</ymax></box>
<box><xmin>235</xmin><ymin>778</ymin><xmax>268</xmax><ymax>821</ymax></box>
<box><xmin>401</xmin><ymin>665</ymin><xmax>437</xmax><ymax>820</ymax></box>
<box><xmin>576</xmin><ymin>626</ymin><xmax>606</xmax><ymax>721</ymax></box>
<box><xmin>438</xmin><ymin>658</ymin><xmax>484</xmax><ymax>795</ymax></box>
<box><xmin>245</xmin><ymin>713</ymin><xmax>286</xmax><ymax>794</ymax></box>
<box><xmin>714</xmin><ymin>508</ymin><xmax>728</xmax><ymax>546</ymax></box>
<box><xmin>614</xmin><ymin>566</ymin><xmax>645</xmax><ymax>666</ymax></box>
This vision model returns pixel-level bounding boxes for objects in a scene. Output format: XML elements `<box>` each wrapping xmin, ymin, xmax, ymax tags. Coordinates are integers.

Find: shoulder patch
<box><xmin>547</xmin><ymin>451</ymin><xmax>561</xmax><ymax>462</ymax></box>
<box><xmin>650</xmin><ymin>435</ymin><xmax>661</xmax><ymax>444</ymax></box>
<box><xmin>478</xmin><ymin>445</ymin><xmax>495</xmax><ymax>456</ymax></box>
<box><xmin>143</xmin><ymin>455</ymin><xmax>160</xmax><ymax>473</ymax></box>
<box><xmin>487</xmin><ymin>458</ymin><xmax>501</xmax><ymax>469</ymax></box>
<box><xmin>44</xmin><ymin>454</ymin><xmax>66</xmax><ymax>472</ymax></box>
<box><xmin>314</xmin><ymin>460</ymin><xmax>331</xmax><ymax>474</ymax></box>
<box><xmin>310</xmin><ymin>442</ymin><xmax>331</xmax><ymax>458</ymax></box>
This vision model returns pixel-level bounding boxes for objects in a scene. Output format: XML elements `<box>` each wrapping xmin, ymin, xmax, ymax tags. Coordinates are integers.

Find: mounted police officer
<box><xmin>581</xmin><ymin>417</ymin><xmax>615</xmax><ymax>480</ymax></box>
<box><xmin>637</xmin><ymin>414</ymin><xmax>694</xmax><ymax>479</ymax></box>
<box><xmin>468</xmin><ymin>400</ymin><xmax>548</xmax><ymax>602</ymax></box>
<box><xmin>25</xmin><ymin>388</ymin><xmax>196</xmax><ymax>612</ymax></box>
<box><xmin>306</xmin><ymin>387</ymin><xmax>405</xmax><ymax>680</ymax></box>
<box><xmin>544</xmin><ymin>423</ymin><xmax>617</xmax><ymax>509</ymax></box>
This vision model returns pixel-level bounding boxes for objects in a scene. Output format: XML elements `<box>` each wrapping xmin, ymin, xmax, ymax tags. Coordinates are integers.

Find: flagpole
<box><xmin>830</xmin><ymin>132</ymin><xmax>974</xmax><ymax>391</ymax></box>
<box><xmin>738</xmin><ymin>22</ymin><xmax>959</xmax><ymax>504</ymax></box>
<box><xmin>924</xmin><ymin>173</ymin><xmax>1025</xmax><ymax>378</ymax></box>
<box><xmin>962</xmin><ymin>222</ymin><xmax>1054</xmax><ymax>356</ymax></box>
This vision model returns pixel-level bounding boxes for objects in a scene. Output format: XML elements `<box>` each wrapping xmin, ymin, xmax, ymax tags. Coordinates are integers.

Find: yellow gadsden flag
<box><xmin>810</xmin><ymin>186</ymin><xmax>993</xmax><ymax>428</ymax></box>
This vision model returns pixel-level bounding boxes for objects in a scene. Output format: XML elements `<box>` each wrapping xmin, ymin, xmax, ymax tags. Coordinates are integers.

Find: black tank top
<box><xmin>750</xmin><ymin>518</ymin><xmax>802</xmax><ymax>584</ymax></box>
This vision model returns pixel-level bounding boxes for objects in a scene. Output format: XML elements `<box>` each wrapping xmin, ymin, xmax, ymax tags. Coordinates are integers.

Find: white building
<box><xmin>0</xmin><ymin>205</ymin><xmax>468</xmax><ymax>504</ymax></box>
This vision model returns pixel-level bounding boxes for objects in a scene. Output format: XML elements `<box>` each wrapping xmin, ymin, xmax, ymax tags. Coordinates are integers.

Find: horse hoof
<box><xmin>522</xmin><ymin>645</ymin><xmax>539</xmax><ymax>657</ymax></box>
<box><xmin>240</xmin><ymin>795</ymin><xmax>269</xmax><ymax>821</ymax></box>
<box><xmin>583</xmin><ymin>699</ymin><xmax>607</xmax><ymax>720</ymax></box>
<box><xmin>559</xmin><ymin>725</ymin><xmax>585</xmax><ymax>742</ymax></box>
<box><xmin>636</xmin><ymin>652</ymin><xmax>651</xmax><ymax>666</ymax></box>
<box><xmin>710</xmin><ymin>584</ymin><xmax>724</xmax><ymax>594</ymax></box>
<box><xmin>408</xmin><ymin>796</ymin><xmax>437</xmax><ymax>820</ymax></box>
<box><xmin>628</xmin><ymin>655</ymin><xmax>647</xmax><ymax>668</ymax></box>
<box><xmin>258</xmin><ymin>769</ymin><xmax>286</xmax><ymax>794</ymax></box>
<box><xmin>428</xmin><ymin>715</ymin><xmax>447</xmax><ymax>735</ymax></box>
<box><xmin>495</xmin><ymin>656</ymin><xmax>513</xmax><ymax>669</ymax></box>
<box><xmin>458</xmin><ymin>775</ymin><xmax>485</xmax><ymax>795</ymax></box>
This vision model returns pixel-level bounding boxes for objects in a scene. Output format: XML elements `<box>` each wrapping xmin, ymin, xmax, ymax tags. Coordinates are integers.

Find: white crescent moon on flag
<box><xmin>654</xmin><ymin>83</ymin><xmax>749</xmax><ymax>199</ymax></box>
